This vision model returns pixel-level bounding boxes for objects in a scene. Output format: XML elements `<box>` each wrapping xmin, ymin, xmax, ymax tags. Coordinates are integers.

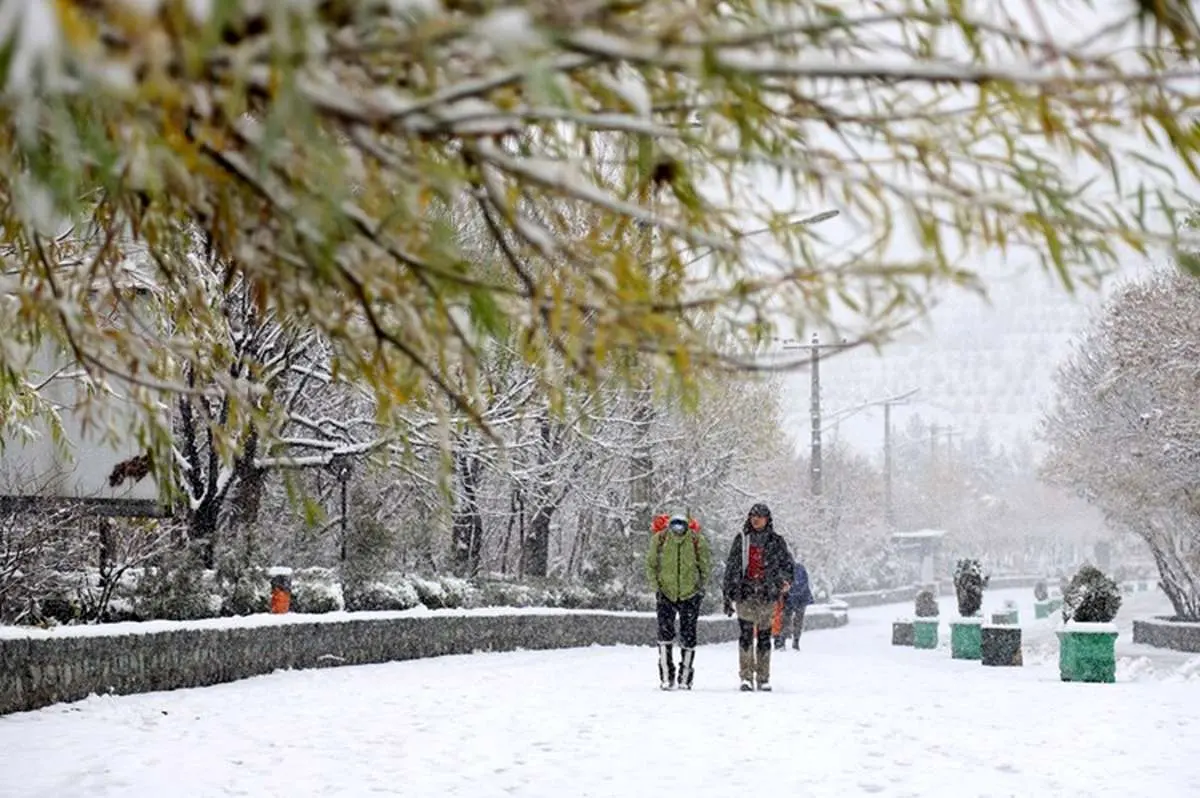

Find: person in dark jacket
<box><xmin>775</xmin><ymin>560</ymin><xmax>814</xmax><ymax>650</ymax></box>
<box><xmin>722</xmin><ymin>503</ymin><xmax>795</xmax><ymax>691</ymax></box>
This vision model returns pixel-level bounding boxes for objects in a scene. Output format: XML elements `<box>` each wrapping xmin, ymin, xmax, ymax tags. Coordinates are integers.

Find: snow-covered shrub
<box><xmin>1034</xmin><ymin>580</ymin><xmax>1049</xmax><ymax>601</ymax></box>
<box><xmin>476</xmin><ymin>581</ymin><xmax>546</xmax><ymax>608</ymax></box>
<box><xmin>1062</xmin><ymin>565</ymin><xmax>1122</xmax><ymax>623</ymax></box>
<box><xmin>953</xmin><ymin>559</ymin><xmax>989</xmax><ymax>617</ymax></box>
<box><xmin>590</xmin><ymin>585</ymin><xmax>655</xmax><ymax>612</ymax></box>
<box><xmin>132</xmin><ymin>548</ymin><xmax>220</xmax><ymax>621</ymax></box>
<box><xmin>552</xmin><ymin>584</ymin><xmax>596</xmax><ymax>609</ymax></box>
<box><xmin>411</xmin><ymin>575</ymin><xmax>449</xmax><ymax>608</ymax></box>
<box><xmin>289</xmin><ymin>567</ymin><xmax>344</xmax><ymax>613</ymax></box>
<box><xmin>914</xmin><ymin>589</ymin><xmax>939</xmax><ymax>618</ymax></box>
<box><xmin>344</xmin><ymin>578</ymin><xmax>421</xmax><ymax>611</ymax></box>
<box><xmin>437</xmin><ymin>576</ymin><xmax>477</xmax><ymax>608</ymax></box>
<box><xmin>215</xmin><ymin>556</ymin><xmax>270</xmax><ymax>616</ymax></box>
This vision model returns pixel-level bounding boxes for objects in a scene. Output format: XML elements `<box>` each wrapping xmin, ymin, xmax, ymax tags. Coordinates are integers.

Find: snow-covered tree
<box><xmin>1041</xmin><ymin>266</ymin><xmax>1200</xmax><ymax>620</ymax></box>
<box><xmin>2</xmin><ymin>1</ymin><xmax>1200</xmax><ymax>486</ymax></box>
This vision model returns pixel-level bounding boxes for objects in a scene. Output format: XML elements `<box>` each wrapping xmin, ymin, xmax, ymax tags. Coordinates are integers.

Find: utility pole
<box><xmin>810</xmin><ymin>333</ymin><xmax>821</xmax><ymax>497</ymax></box>
<box><xmin>884</xmin><ymin>401</ymin><xmax>893</xmax><ymax>525</ymax></box>
<box><xmin>775</xmin><ymin>333</ymin><xmax>853</xmax><ymax>498</ymax></box>
<box><xmin>782</xmin><ymin>333</ymin><xmax>851</xmax><ymax>499</ymax></box>
<box><xmin>881</xmin><ymin>390</ymin><xmax>918</xmax><ymax>529</ymax></box>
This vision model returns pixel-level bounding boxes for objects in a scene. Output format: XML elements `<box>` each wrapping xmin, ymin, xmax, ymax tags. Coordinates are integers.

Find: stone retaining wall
<box><xmin>831</xmin><ymin>576</ymin><xmax>1045</xmax><ymax>609</ymax></box>
<box><xmin>1132</xmin><ymin>616</ymin><xmax>1200</xmax><ymax>653</ymax></box>
<box><xmin>0</xmin><ymin>607</ymin><xmax>847</xmax><ymax>716</ymax></box>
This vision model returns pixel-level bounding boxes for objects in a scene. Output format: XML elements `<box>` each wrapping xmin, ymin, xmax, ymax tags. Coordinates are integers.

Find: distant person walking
<box><xmin>646</xmin><ymin>513</ymin><xmax>712</xmax><ymax>690</ymax></box>
<box><xmin>775</xmin><ymin>560</ymin><xmax>814</xmax><ymax>650</ymax></box>
<box><xmin>722</xmin><ymin>503</ymin><xmax>795</xmax><ymax>691</ymax></box>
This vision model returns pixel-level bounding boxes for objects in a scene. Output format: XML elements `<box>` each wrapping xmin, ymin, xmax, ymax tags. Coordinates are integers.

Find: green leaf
<box><xmin>468</xmin><ymin>288</ymin><xmax>508</xmax><ymax>339</ymax></box>
<box><xmin>1177</xmin><ymin>251</ymin><xmax>1200</xmax><ymax>277</ymax></box>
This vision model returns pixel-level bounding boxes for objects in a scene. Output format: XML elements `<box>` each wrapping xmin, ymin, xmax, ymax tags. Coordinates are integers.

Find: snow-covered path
<box><xmin>2</xmin><ymin>588</ymin><xmax>1198</xmax><ymax>798</ymax></box>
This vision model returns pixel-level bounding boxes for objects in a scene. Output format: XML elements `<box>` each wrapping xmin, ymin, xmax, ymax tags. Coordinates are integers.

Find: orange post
<box><xmin>270</xmin><ymin>586</ymin><xmax>290</xmax><ymax>614</ymax></box>
<box><xmin>269</xmin><ymin>572</ymin><xmax>292</xmax><ymax>614</ymax></box>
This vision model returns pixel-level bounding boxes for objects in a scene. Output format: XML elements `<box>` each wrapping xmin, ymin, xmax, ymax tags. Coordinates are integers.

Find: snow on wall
<box><xmin>1133</xmin><ymin>618</ymin><xmax>1200</xmax><ymax>653</ymax></box>
<box><xmin>0</xmin><ymin>607</ymin><xmax>850</xmax><ymax>715</ymax></box>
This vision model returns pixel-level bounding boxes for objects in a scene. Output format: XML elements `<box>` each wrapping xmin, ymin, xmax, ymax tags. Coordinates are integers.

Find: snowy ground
<box><xmin>2</xmin><ymin>588</ymin><xmax>1198</xmax><ymax>798</ymax></box>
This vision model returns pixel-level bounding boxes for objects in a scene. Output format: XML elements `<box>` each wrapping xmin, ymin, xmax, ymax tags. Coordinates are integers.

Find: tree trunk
<box><xmin>231</xmin><ymin>426</ymin><xmax>265</xmax><ymax>565</ymax></box>
<box><xmin>1148</xmin><ymin>533</ymin><xmax>1200</xmax><ymax>621</ymax></box>
<box><xmin>522</xmin><ymin>504</ymin><xmax>554</xmax><ymax>578</ymax></box>
<box><xmin>629</xmin><ymin>388</ymin><xmax>655</xmax><ymax>535</ymax></box>
<box><xmin>501</xmin><ymin>487</ymin><xmax>519</xmax><ymax>576</ymax></box>
<box><xmin>190</xmin><ymin>498</ymin><xmax>220</xmax><ymax>569</ymax></box>
<box><xmin>450</xmin><ymin>447</ymin><xmax>484</xmax><ymax>577</ymax></box>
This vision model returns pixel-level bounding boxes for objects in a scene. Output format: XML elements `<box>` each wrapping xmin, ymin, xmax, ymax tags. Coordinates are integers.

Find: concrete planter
<box><xmin>1057</xmin><ymin>622</ymin><xmax>1119</xmax><ymax>683</ymax></box>
<box><xmin>950</xmin><ymin>617</ymin><xmax>983</xmax><ymax>660</ymax></box>
<box><xmin>981</xmin><ymin>624</ymin><xmax>1022</xmax><ymax>666</ymax></box>
<box><xmin>1034</xmin><ymin>600</ymin><xmax>1053</xmax><ymax>620</ymax></box>
<box><xmin>990</xmin><ymin>610</ymin><xmax>1019</xmax><ymax>625</ymax></box>
<box><xmin>912</xmin><ymin>618</ymin><xmax>939</xmax><ymax>649</ymax></box>
<box><xmin>892</xmin><ymin>620</ymin><xmax>914</xmax><ymax>646</ymax></box>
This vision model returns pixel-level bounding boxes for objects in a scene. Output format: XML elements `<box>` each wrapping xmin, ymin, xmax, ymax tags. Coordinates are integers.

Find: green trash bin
<box><xmin>1057</xmin><ymin>625</ymin><xmax>1118</xmax><ymax>683</ymax></box>
<box><xmin>913</xmin><ymin>619</ymin><xmax>939</xmax><ymax>649</ymax></box>
<box><xmin>950</xmin><ymin>618</ymin><xmax>983</xmax><ymax>660</ymax></box>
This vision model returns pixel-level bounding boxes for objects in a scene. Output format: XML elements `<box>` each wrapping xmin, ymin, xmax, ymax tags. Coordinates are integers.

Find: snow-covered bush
<box><xmin>411</xmin><ymin>576</ymin><xmax>449</xmax><ymax>608</ymax></box>
<box><xmin>132</xmin><ymin>548</ymin><xmax>221</xmax><ymax>621</ymax></box>
<box><xmin>552</xmin><ymin>584</ymin><xmax>595</xmax><ymax>609</ymax></box>
<box><xmin>953</xmin><ymin>559</ymin><xmax>989</xmax><ymax>617</ymax></box>
<box><xmin>1034</xmin><ymin>580</ymin><xmax>1049</xmax><ymax>602</ymax></box>
<box><xmin>289</xmin><ymin>567</ymin><xmax>345</xmax><ymax>613</ymax></box>
<box><xmin>344</xmin><ymin>577</ymin><xmax>421</xmax><ymax>612</ymax></box>
<box><xmin>215</xmin><ymin>557</ymin><xmax>271</xmax><ymax>616</ymax></box>
<box><xmin>437</xmin><ymin>576</ymin><xmax>477</xmax><ymax>608</ymax></box>
<box><xmin>1062</xmin><ymin>565</ymin><xmax>1122</xmax><ymax>623</ymax></box>
<box><xmin>476</xmin><ymin>581</ymin><xmax>549</xmax><ymax>608</ymax></box>
<box><xmin>914</xmin><ymin>589</ymin><xmax>939</xmax><ymax>618</ymax></box>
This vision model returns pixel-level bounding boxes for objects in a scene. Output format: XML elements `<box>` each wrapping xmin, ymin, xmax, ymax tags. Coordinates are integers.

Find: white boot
<box><xmin>657</xmin><ymin>642</ymin><xmax>676</xmax><ymax>690</ymax></box>
<box><xmin>678</xmin><ymin>647</ymin><xmax>695</xmax><ymax>690</ymax></box>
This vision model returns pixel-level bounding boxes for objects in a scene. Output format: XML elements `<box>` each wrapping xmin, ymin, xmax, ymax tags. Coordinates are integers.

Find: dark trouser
<box><xmin>775</xmin><ymin>604</ymin><xmax>808</xmax><ymax>648</ymax></box>
<box><xmin>656</xmin><ymin>593</ymin><xmax>702</xmax><ymax>687</ymax></box>
<box><xmin>656</xmin><ymin>592</ymin><xmax>702</xmax><ymax>647</ymax></box>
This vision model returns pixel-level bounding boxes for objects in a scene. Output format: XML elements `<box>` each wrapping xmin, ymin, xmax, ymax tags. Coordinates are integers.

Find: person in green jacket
<box><xmin>645</xmin><ymin>513</ymin><xmax>712</xmax><ymax>690</ymax></box>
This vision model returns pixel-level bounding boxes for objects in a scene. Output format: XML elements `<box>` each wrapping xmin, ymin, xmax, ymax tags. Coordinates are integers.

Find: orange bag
<box><xmin>770</xmin><ymin>598</ymin><xmax>784</xmax><ymax>636</ymax></box>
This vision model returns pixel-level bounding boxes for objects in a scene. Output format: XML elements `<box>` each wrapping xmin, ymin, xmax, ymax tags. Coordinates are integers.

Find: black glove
<box><xmin>723</xmin><ymin>598</ymin><xmax>734</xmax><ymax>617</ymax></box>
